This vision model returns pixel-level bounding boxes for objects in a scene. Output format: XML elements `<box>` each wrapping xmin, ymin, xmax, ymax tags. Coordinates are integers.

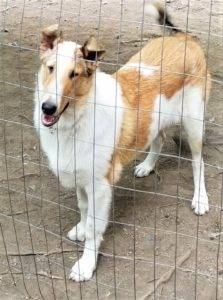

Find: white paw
<box><xmin>191</xmin><ymin>193</ymin><xmax>209</xmax><ymax>215</ymax></box>
<box><xmin>67</xmin><ymin>223</ymin><xmax>85</xmax><ymax>242</ymax></box>
<box><xmin>69</xmin><ymin>258</ymin><xmax>95</xmax><ymax>282</ymax></box>
<box><xmin>134</xmin><ymin>162</ymin><xmax>154</xmax><ymax>178</ymax></box>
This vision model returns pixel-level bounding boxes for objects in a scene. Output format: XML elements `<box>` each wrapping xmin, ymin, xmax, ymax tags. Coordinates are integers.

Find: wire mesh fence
<box><xmin>0</xmin><ymin>0</ymin><xmax>223</xmax><ymax>299</ymax></box>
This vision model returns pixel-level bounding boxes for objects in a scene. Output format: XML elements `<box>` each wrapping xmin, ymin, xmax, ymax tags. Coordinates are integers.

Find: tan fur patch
<box><xmin>60</xmin><ymin>59</ymin><xmax>94</xmax><ymax>112</ymax></box>
<box><xmin>106</xmin><ymin>33</ymin><xmax>211</xmax><ymax>184</ymax></box>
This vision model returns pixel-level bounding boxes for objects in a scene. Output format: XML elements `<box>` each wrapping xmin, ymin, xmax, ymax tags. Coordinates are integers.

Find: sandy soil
<box><xmin>0</xmin><ymin>0</ymin><xmax>223</xmax><ymax>299</ymax></box>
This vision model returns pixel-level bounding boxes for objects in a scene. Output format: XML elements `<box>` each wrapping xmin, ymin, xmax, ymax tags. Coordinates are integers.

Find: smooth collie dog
<box><xmin>34</xmin><ymin>1</ymin><xmax>211</xmax><ymax>281</ymax></box>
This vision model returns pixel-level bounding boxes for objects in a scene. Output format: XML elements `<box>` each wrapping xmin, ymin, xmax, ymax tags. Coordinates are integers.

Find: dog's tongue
<box><xmin>41</xmin><ymin>114</ymin><xmax>57</xmax><ymax>127</ymax></box>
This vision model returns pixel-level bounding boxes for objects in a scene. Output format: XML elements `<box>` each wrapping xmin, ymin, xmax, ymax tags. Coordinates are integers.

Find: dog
<box><xmin>34</xmin><ymin>1</ymin><xmax>211</xmax><ymax>281</ymax></box>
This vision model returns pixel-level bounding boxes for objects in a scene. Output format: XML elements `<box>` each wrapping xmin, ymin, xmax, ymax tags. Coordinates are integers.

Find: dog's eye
<box><xmin>69</xmin><ymin>70</ymin><xmax>78</xmax><ymax>79</ymax></box>
<box><xmin>48</xmin><ymin>66</ymin><xmax>54</xmax><ymax>73</ymax></box>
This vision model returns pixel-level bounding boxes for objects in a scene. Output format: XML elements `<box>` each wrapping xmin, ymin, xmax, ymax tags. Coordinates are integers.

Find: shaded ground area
<box><xmin>0</xmin><ymin>0</ymin><xmax>223</xmax><ymax>299</ymax></box>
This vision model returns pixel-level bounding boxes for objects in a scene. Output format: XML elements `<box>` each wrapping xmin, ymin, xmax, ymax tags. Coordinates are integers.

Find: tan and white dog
<box><xmin>34</xmin><ymin>2</ymin><xmax>211</xmax><ymax>281</ymax></box>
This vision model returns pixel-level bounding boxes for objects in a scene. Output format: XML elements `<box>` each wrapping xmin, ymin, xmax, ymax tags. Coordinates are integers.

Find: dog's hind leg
<box><xmin>67</xmin><ymin>187</ymin><xmax>88</xmax><ymax>242</ymax></box>
<box><xmin>183</xmin><ymin>87</ymin><xmax>209</xmax><ymax>215</ymax></box>
<box><xmin>134</xmin><ymin>130</ymin><xmax>166</xmax><ymax>177</ymax></box>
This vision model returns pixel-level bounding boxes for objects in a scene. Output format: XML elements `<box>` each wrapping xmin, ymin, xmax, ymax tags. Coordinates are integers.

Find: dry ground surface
<box><xmin>0</xmin><ymin>0</ymin><xmax>223</xmax><ymax>299</ymax></box>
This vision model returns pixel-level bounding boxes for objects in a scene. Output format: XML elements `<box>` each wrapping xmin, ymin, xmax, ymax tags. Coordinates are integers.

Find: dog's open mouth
<box><xmin>41</xmin><ymin>102</ymin><xmax>69</xmax><ymax>127</ymax></box>
<box><xmin>41</xmin><ymin>114</ymin><xmax>59</xmax><ymax>127</ymax></box>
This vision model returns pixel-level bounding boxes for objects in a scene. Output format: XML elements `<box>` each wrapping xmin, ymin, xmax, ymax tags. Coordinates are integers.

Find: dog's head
<box><xmin>38</xmin><ymin>24</ymin><xmax>105</xmax><ymax>127</ymax></box>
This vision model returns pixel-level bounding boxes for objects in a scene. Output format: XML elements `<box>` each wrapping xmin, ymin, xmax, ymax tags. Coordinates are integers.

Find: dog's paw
<box><xmin>191</xmin><ymin>193</ymin><xmax>209</xmax><ymax>215</ymax></box>
<box><xmin>134</xmin><ymin>162</ymin><xmax>154</xmax><ymax>178</ymax></box>
<box><xmin>67</xmin><ymin>223</ymin><xmax>85</xmax><ymax>242</ymax></box>
<box><xmin>69</xmin><ymin>258</ymin><xmax>95</xmax><ymax>282</ymax></box>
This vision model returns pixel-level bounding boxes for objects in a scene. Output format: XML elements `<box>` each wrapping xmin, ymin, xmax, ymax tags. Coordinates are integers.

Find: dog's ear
<box><xmin>81</xmin><ymin>36</ymin><xmax>105</xmax><ymax>73</ymax></box>
<box><xmin>40</xmin><ymin>24</ymin><xmax>63</xmax><ymax>51</ymax></box>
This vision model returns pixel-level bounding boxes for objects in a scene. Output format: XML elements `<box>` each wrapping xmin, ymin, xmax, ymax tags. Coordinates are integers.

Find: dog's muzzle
<box><xmin>41</xmin><ymin>101</ymin><xmax>69</xmax><ymax>127</ymax></box>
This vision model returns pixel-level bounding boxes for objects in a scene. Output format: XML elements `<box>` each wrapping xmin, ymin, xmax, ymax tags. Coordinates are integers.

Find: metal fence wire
<box><xmin>0</xmin><ymin>0</ymin><xmax>223</xmax><ymax>299</ymax></box>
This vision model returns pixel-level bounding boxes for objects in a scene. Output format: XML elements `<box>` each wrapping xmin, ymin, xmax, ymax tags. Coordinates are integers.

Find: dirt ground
<box><xmin>0</xmin><ymin>0</ymin><xmax>223</xmax><ymax>299</ymax></box>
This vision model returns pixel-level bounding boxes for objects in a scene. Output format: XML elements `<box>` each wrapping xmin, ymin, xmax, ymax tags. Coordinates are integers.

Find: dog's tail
<box><xmin>145</xmin><ymin>1</ymin><xmax>181</xmax><ymax>34</ymax></box>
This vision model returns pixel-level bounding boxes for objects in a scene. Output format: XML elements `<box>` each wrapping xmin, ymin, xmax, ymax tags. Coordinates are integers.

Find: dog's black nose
<box><xmin>42</xmin><ymin>101</ymin><xmax>57</xmax><ymax>115</ymax></box>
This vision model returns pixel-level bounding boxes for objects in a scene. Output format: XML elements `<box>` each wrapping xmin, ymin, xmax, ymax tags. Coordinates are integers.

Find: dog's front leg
<box><xmin>67</xmin><ymin>186</ymin><xmax>88</xmax><ymax>242</ymax></box>
<box><xmin>69</xmin><ymin>178</ymin><xmax>111</xmax><ymax>282</ymax></box>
